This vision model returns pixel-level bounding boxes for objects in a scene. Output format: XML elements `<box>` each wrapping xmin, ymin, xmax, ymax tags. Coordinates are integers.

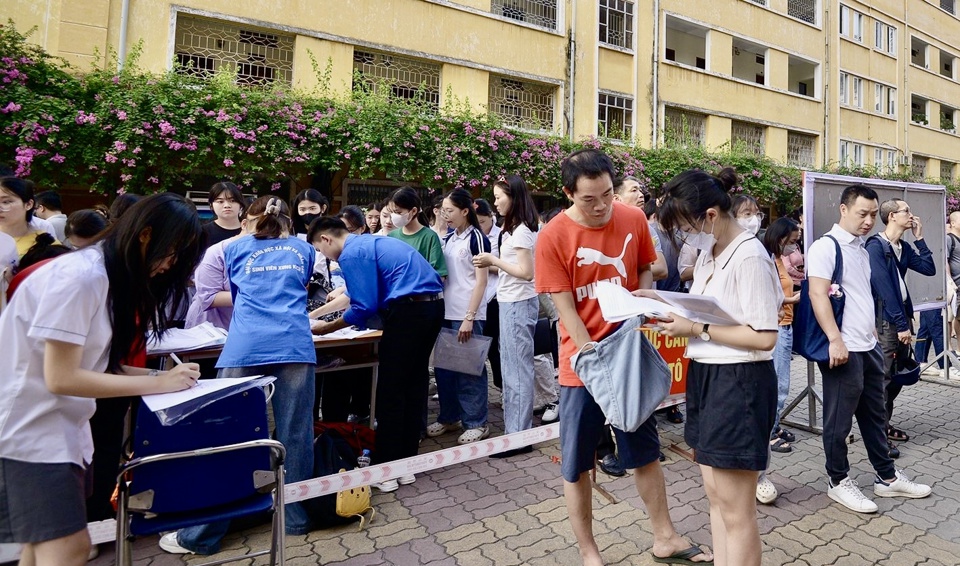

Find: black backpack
<box><xmin>303</xmin><ymin>430</ymin><xmax>374</xmax><ymax>529</ymax></box>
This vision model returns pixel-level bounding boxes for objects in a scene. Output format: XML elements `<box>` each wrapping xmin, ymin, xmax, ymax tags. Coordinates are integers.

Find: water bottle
<box><xmin>357</xmin><ymin>449</ymin><xmax>371</xmax><ymax>468</ymax></box>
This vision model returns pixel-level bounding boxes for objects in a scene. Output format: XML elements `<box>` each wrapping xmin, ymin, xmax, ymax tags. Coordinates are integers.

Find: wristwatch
<box><xmin>699</xmin><ymin>323</ymin><xmax>711</xmax><ymax>342</ymax></box>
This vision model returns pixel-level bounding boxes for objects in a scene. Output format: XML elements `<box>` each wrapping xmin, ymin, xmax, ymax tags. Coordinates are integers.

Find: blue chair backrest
<box><xmin>130</xmin><ymin>387</ymin><xmax>272</xmax><ymax>514</ymax></box>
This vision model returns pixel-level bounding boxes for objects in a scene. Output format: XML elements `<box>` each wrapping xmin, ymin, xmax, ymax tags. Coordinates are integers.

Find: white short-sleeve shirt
<box><xmin>686</xmin><ymin>231</ymin><xmax>783</xmax><ymax>364</ymax></box>
<box><xmin>807</xmin><ymin>224</ymin><xmax>877</xmax><ymax>352</ymax></box>
<box><xmin>0</xmin><ymin>245</ymin><xmax>113</xmax><ymax>466</ymax></box>
<box><xmin>442</xmin><ymin>226</ymin><xmax>488</xmax><ymax>321</ymax></box>
<box><xmin>497</xmin><ymin>223</ymin><xmax>537</xmax><ymax>303</ymax></box>
<box><xmin>483</xmin><ymin>225</ymin><xmax>501</xmax><ymax>305</ymax></box>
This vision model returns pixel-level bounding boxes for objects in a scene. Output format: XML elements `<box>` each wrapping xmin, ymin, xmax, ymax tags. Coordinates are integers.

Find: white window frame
<box><xmin>852</xmin><ymin>77</ymin><xmax>863</xmax><ymax>108</ymax></box>
<box><xmin>853</xmin><ymin>143</ymin><xmax>864</xmax><ymax>166</ymax></box>
<box><xmin>886</xmin><ymin>87</ymin><xmax>897</xmax><ymax>116</ymax></box>
<box><xmin>840</xmin><ymin>5</ymin><xmax>850</xmax><ymax>37</ymax></box>
<box><xmin>839</xmin><ymin>72</ymin><xmax>848</xmax><ymax>104</ymax></box>
<box><xmin>875</xmin><ymin>83</ymin><xmax>882</xmax><ymax>112</ymax></box>
<box><xmin>853</xmin><ymin>12</ymin><xmax>864</xmax><ymax>42</ymax></box>
<box><xmin>887</xmin><ymin>26</ymin><xmax>896</xmax><ymax>55</ymax></box>
<box><xmin>840</xmin><ymin>140</ymin><xmax>850</xmax><ymax>165</ymax></box>
<box><xmin>874</xmin><ymin>21</ymin><xmax>883</xmax><ymax>50</ymax></box>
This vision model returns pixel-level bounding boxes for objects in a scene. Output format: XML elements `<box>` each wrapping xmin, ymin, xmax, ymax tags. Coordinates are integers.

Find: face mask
<box><xmin>737</xmin><ymin>215</ymin><xmax>761</xmax><ymax>235</ymax></box>
<box><xmin>391</xmin><ymin>212</ymin><xmax>411</xmax><ymax>229</ymax></box>
<box><xmin>782</xmin><ymin>244</ymin><xmax>799</xmax><ymax>256</ymax></box>
<box><xmin>300</xmin><ymin>213</ymin><xmax>320</xmax><ymax>229</ymax></box>
<box><xmin>685</xmin><ymin>218</ymin><xmax>716</xmax><ymax>251</ymax></box>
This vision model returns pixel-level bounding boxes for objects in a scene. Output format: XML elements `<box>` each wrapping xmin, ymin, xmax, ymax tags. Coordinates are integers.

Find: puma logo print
<box><xmin>576</xmin><ymin>233</ymin><xmax>633</xmax><ymax>279</ymax></box>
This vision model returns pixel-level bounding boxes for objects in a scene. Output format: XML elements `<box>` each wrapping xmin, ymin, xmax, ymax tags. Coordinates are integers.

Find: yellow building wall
<box><xmin>441</xmin><ymin>64</ymin><xmax>489</xmax><ymax>115</ymax></box>
<box><xmin>598</xmin><ymin>48</ymin><xmax>634</xmax><ymax>94</ymax></box>
<box><xmin>291</xmin><ymin>37</ymin><xmax>355</xmax><ymax>96</ymax></box>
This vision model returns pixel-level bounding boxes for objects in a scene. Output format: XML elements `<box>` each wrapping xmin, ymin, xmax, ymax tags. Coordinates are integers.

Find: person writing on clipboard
<box><xmin>308</xmin><ymin>216</ymin><xmax>444</xmax><ymax>492</ymax></box>
<box><xmin>643</xmin><ymin>167</ymin><xmax>782</xmax><ymax>566</ymax></box>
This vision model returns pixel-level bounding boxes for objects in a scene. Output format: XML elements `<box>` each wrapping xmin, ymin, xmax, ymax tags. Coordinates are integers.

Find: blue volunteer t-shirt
<box><xmin>218</xmin><ymin>236</ymin><xmax>317</xmax><ymax>368</ymax></box>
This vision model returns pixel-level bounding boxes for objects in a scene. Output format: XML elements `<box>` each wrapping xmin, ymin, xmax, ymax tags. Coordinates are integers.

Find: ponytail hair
<box><xmin>18</xmin><ymin>233</ymin><xmax>71</xmax><ymax>271</ymax></box>
<box><xmin>389</xmin><ymin>186</ymin><xmax>430</xmax><ymax>227</ymax></box>
<box><xmin>656</xmin><ymin>167</ymin><xmax>739</xmax><ymax>236</ymax></box>
<box><xmin>443</xmin><ymin>188</ymin><xmax>483</xmax><ymax>233</ymax></box>
<box><xmin>247</xmin><ymin>196</ymin><xmax>292</xmax><ymax>239</ymax></box>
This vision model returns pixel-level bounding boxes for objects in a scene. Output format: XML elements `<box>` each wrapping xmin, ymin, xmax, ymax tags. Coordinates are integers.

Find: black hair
<box><xmin>65</xmin><ymin>209</ymin><xmax>109</xmax><ymax>242</ymax></box>
<box><xmin>108</xmin><ymin>193</ymin><xmax>141</xmax><ymax>222</ymax></box>
<box><xmin>613</xmin><ymin>175</ymin><xmax>641</xmax><ymax>194</ymax></box>
<box><xmin>561</xmin><ymin>149</ymin><xmax>616</xmax><ymax>192</ymax></box>
<box><xmin>307</xmin><ymin>216</ymin><xmax>348</xmax><ymax>242</ymax></box>
<box><xmin>474</xmin><ymin>198</ymin><xmax>494</xmax><ymax>218</ymax></box>
<box><xmin>34</xmin><ymin>190</ymin><xmax>62</xmax><ymax>212</ymax></box>
<box><xmin>101</xmin><ymin>193</ymin><xmax>203</xmax><ymax>372</ymax></box>
<box><xmin>762</xmin><ymin>217</ymin><xmax>800</xmax><ymax>257</ymax></box>
<box><xmin>788</xmin><ymin>207</ymin><xmax>803</xmax><ymax>223</ymax></box>
<box><xmin>542</xmin><ymin>206</ymin><xmax>563</xmax><ymax>224</ymax></box>
<box><xmin>731</xmin><ymin>194</ymin><xmax>759</xmax><ymax>216</ymax></box>
<box><xmin>18</xmin><ymin>233</ymin><xmax>71</xmax><ymax>270</ymax></box>
<box><xmin>494</xmin><ymin>174</ymin><xmax>540</xmax><ymax>235</ymax></box>
<box><xmin>246</xmin><ymin>196</ymin><xmax>292</xmax><ymax>239</ymax></box>
<box><xmin>840</xmin><ymin>184</ymin><xmax>879</xmax><ymax>207</ymax></box>
<box><xmin>291</xmin><ymin>189</ymin><xmax>329</xmax><ymax>234</ymax></box>
<box><xmin>389</xmin><ymin>187</ymin><xmax>430</xmax><ymax>227</ymax></box>
<box><xmin>0</xmin><ymin>177</ymin><xmax>35</xmax><ymax>222</ymax></box>
<box><xmin>364</xmin><ymin>201</ymin><xmax>381</xmax><ymax>232</ymax></box>
<box><xmin>443</xmin><ymin>188</ymin><xmax>483</xmax><ymax>232</ymax></box>
<box><xmin>642</xmin><ymin>198</ymin><xmax>659</xmax><ymax>219</ymax></box>
<box><xmin>207</xmin><ymin>181</ymin><xmax>245</xmax><ymax>214</ymax></box>
<box><xmin>337</xmin><ymin>205</ymin><xmax>368</xmax><ymax>233</ymax></box>
<box><xmin>656</xmin><ymin>167</ymin><xmax>739</xmax><ymax>236</ymax></box>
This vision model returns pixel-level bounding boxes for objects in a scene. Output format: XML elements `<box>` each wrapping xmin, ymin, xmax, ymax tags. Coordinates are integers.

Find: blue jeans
<box><xmin>915</xmin><ymin>309</ymin><xmax>944</xmax><ymax>369</ymax></box>
<box><xmin>499</xmin><ymin>297</ymin><xmax>538</xmax><ymax>434</ymax></box>
<box><xmin>177</xmin><ymin>363</ymin><xmax>316</xmax><ymax>554</ymax></box>
<box><xmin>772</xmin><ymin>325</ymin><xmax>793</xmax><ymax>431</ymax></box>
<box><xmin>434</xmin><ymin>320</ymin><xmax>489</xmax><ymax>430</ymax></box>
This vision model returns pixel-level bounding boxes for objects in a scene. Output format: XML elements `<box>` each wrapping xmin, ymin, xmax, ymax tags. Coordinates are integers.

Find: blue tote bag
<box><xmin>793</xmin><ymin>235</ymin><xmax>845</xmax><ymax>363</ymax></box>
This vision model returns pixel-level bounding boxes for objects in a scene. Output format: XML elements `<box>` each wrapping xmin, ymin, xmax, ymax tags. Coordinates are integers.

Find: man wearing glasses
<box><xmin>865</xmin><ymin>199</ymin><xmax>936</xmax><ymax>459</ymax></box>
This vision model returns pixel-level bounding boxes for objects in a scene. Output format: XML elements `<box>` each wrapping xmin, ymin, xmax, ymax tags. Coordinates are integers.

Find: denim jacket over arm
<box><xmin>865</xmin><ymin>235</ymin><xmax>936</xmax><ymax>332</ymax></box>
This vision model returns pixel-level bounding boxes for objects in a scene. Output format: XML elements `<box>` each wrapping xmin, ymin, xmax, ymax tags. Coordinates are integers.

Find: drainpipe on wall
<box><xmin>822</xmin><ymin>2</ymin><xmax>830</xmax><ymax>168</ymax></box>
<box><xmin>651</xmin><ymin>0</ymin><xmax>660</xmax><ymax>148</ymax></box>
<box><xmin>567</xmin><ymin>0</ymin><xmax>577</xmax><ymax>142</ymax></box>
<box><xmin>117</xmin><ymin>0</ymin><xmax>131</xmax><ymax>71</ymax></box>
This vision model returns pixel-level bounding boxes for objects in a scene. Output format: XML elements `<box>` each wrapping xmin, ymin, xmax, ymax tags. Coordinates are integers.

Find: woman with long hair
<box><xmin>338</xmin><ymin>205</ymin><xmax>369</xmax><ymax>235</ymax></box>
<box><xmin>652</xmin><ymin>168</ymin><xmax>782</xmax><ymax>566</ymax></box>
<box><xmin>163</xmin><ymin>196</ymin><xmax>317</xmax><ymax>555</ymax></box>
<box><xmin>364</xmin><ymin>201</ymin><xmax>382</xmax><ymax>234</ymax></box>
<box><xmin>427</xmin><ymin>188</ymin><xmax>492</xmax><ymax>444</ymax></box>
<box><xmin>202</xmin><ymin>181</ymin><xmax>245</xmax><ymax>249</ymax></box>
<box><xmin>473</xmin><ymin>175</ymin><xmax>540</xmax><ymax>455</ymax></box>
<box><xmin>0</xmin><ymin>177</ymin><xmax>56</xmax><ymax>260</ymax></box>
<box><xmin>389</xmin><ymin>187</ymin><xmax>446</xmax><ymax>275</ymax></box>
<box><xmin>290</xmin><ymin>188</ymin><xmax>329</xmax><ymax>236</ymax></box>
<box><xmin>0</xmin><ymin>193</ymin><xmax>203</xmax><ymax>565</ymax></box>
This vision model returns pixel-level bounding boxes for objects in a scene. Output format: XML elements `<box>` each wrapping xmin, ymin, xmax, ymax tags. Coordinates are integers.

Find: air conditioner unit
<box><xmin>899</xmin><ymin>155</ymin><xmax>911</xmax><ymax>165</ymax></box>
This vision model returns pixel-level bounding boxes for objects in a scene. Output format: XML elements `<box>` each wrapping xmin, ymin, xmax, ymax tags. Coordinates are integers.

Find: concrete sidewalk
<box><xmin>93</xmin><ymin>357</ymin><xmax>960</xmax><ymax>565</ymax></box>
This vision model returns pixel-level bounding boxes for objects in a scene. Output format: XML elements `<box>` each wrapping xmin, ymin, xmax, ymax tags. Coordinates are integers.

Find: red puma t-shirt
<box><xmin>535</xmin><ymin>202</ymin><xmax>656</xmax><ymax>387</ymax></box>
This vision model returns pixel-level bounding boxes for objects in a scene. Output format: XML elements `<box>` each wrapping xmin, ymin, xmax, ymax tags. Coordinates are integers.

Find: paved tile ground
<box><xmin>91</xmin><ymin>357</ymin><xmax>960</xmax><ymax>566</ymax></box>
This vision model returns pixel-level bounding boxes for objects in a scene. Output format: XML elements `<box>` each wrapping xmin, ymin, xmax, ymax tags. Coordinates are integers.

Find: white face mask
<box><xmin>782</xmin><ymin>244</ymin><xmax>799</xmax><ymax>256</ymax></box>
<box><xmin>390</xmin><ymin>211</ymin><xmax>411</xmax><ymax>229</ymax></box>
<box><xmin>737</xmin><ymin>215</ymin><xmax>761</xmax><ymax>235</ymax></box>
<box><xmin>684</xmin><ymin>218</ymin><xmax>716</xmax><ymax>251</ymax></box>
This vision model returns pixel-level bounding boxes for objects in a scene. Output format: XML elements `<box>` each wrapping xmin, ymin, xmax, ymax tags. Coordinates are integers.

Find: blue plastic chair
<box><xmin>115</xmin><ymin>387</ymin><xmax>286</xmax><ymax>566</ymax></box>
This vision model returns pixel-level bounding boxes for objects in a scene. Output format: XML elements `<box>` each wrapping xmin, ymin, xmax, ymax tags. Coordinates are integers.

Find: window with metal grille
<box><xmin>787</xmin><ymin>132</ymin><xmax>816</xmax><ymax>168</ymax></box>
<box><xmin>663</xmin><ymin>107</ymin><xmax>705</xmax><ymax>147</ymax></box>
<box><xmin>491</xmin><ymin>0</ymin><xmax>558</xmax><ymax>30</ymax></box>
<box><xmin>352</xmin><ymin>50</ymin><xmax>441</xmax><ymax>107</ymax></box>
<box><xmin>941</xmin><ymin>161</ymin><xmax>955</xmax><ymax>181</ymax></box>
<box><xmin>597</xmin><ymin>93</ymin><xmax>633</xmax><ymax>140</ymax></box>
<box><xmin>174</xmin><ymin>15</ymin><xmax>294</xmax><ymax>85</ymax></box>
<box><xmin>343</xmin><ymin>180</ymin><xmax>429</xmax><ymax>206</ymax></box>
<box><xmin>942</xmin><ymin>0</ymin><xmax>956</xmax><ymax>16</ymax></box>
<box><xmin>745</xmin><ymin>0</ymin><xmax>767</xmax><ymax>6</ymax></box>
<box><xmin>911</xmin><ymin>156</ymin><xmax>928</xmax><ymax>179</ymax></box>
<box><xmin>599</xmin><ymin>0</ymin><xmax>634</xmax><ymax>49</ymax></box>
<box><xmin>731</xmin><ymin>121</ymin><xmax>765</xmax><ymax>156</ymax></box>
<box><xmin>488</xmin><ymin>76</ymin><xmax>556</xmax><ymax>131</ymax></box>
<box><xmin>787</xmin><ymin>0</ymin><xmax>816</xmax><ymax>24</ymax></box>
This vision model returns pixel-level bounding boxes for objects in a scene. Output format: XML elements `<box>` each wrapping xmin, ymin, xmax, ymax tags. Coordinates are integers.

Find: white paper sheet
<box><xmin>595</xmin><ymin>281</ymin><xmax>739</xmax><ymax>326</ymax></box>
<box><xmin>312</xmin><ymin>327</ymin><xmax>379</xmax><ymax>341</ymax></box>
<box><xmin>141</xmin><ymin>375</ymin><xmax>266</xmax><ymax>412</ymax></box>
<box><xmin>146</xmin><ymin>322</ymin><xmax>228</xmax><ymax>354</ymax></box>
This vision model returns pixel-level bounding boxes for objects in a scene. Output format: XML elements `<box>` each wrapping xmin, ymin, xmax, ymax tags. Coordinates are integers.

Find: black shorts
<box><xmin>0</xmin><ymin>458</ymin><xmax>88</xmax><ymax>543</ymax></box>
<box><xmin>685</xmin><ymin>361</ymin><xmax>777</xmax><ymax>470</ymax></box>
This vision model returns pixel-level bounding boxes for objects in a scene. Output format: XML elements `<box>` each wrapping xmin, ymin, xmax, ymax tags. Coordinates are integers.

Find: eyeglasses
<box><xmin>740</xmin><ymin>212</ymin><xmax>765</xmax><ymax>222</ymax></box>
<box><xmin>894</xmin><ymin>208</ymin><xmax>911</xmax><ymax>215</ymax></box>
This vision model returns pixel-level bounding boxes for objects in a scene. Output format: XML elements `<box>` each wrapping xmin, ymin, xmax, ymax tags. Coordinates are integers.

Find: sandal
<box><xmin>770</xmin><ymin>437</ymin><xmax>792</xmax><ymax>453</ymax></box>
<box><xmin>457</xmin><ymin>425</ymin><xmax>490</xmax><ymax>444</ymax></box>
<box><xmin>652</xmin><ymin>545</ymin><xmax>713</xmax><ymax>565</ymax></box>
<box><xmin>666</xmin><ymin>406</ymin><xmax>684</xmax><ymax>424</ymax></box>
<box><xmin>886</xmin><ymin>426</ymin><xmax>909</xmax><ymax>442</ymax></box>
<box><xmin>775</xmin><ymin>426</ymin><xmax>796</xmax><ymax>443</ymax></box>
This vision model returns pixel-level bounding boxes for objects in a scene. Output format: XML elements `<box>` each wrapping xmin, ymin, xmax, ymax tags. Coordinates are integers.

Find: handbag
<box><xmin>892</xmin><ymin>342</ymin><xmax>921</xmax><ymax>386</ymax></box>
<box><xmin>793</xmin><ymin>235</ymin><xmax>845</xmax><ymax>363</ymax></box>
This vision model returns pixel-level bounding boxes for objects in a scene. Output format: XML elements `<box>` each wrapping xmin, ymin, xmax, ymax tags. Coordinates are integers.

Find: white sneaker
<box><xmin>874</xmin><ymin>469</ymin><xmax>932</xmax><ymax>499</ymax></box>
<box><xmin>159</xmin><ymin>532</ymin><xmax>195</xmax><ymax>554</ymax></box>
<box><xmin>827</xmin><ymin>477</ymin><xmax>878</xmax><ymax>513</ymax></box>
<box><xmin>374</xmin><ymin>479</ymin><xmax>399</xmax><ymax>492</ymax></box>
<box><xmin>87</xmin><ymin>544</ymin><xmax>100</xmax><ymax>561</ymax></box>
<box><xmin>756</xmin><ymin>475</ymin><xmax>778</xmax><ymax>504</ymax></box>
<box><xmin>948</xmin><ymin>367</ymin><xmax>960</xmax><ymax>380</ymax></box>
<box><xmin>922</xmin><ymin>365</ymin><xmax>941</xmax><ymax>377</ymax></box>
<box><xmin>398</xmin><ymin>474</ymin><xmax>416</xmax><ymax>485</ymax></box>
<box><xmin>541</xmin><ymin>403</ymin><xmax>559</xmax><ymax>423</ymax></box>
<box><xmin>426</xmin><ymin>421</ymin><xmax>460</xmax><ymax>437</ymax></box>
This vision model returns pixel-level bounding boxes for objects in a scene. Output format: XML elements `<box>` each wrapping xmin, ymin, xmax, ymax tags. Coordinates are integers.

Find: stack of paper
<box><xmin>146</xmin><ymin>322</ymin><xmax>228</xmax><ymax>354</ymax></box>
<box><xmin>313</xmin><ymin>327</ymin><xmax>379</xmax><ymax>341</ymax></box>
<box><xmin>595</xmin><ymin>281</ymin><xmax>739</xmax><ymax>326</ymax></box>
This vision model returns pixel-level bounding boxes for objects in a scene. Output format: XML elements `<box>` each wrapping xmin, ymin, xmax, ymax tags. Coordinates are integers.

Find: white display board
<box><xmin>802</xmin><ymin>172</ymin><xmax>947</xmax><ymax>310</ymax></box>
